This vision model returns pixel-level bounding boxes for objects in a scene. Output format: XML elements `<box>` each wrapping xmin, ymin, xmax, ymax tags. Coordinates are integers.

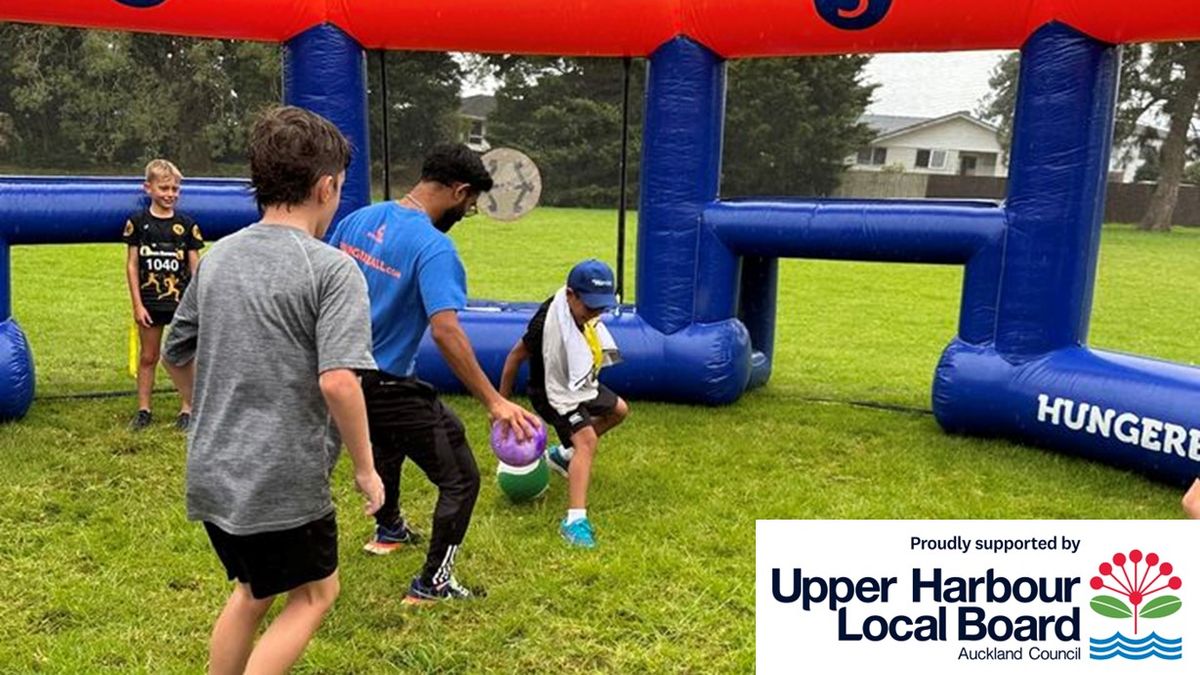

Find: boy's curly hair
<box><xmin>421</xmin><ymin>144</ymin><xmax>494</xmax><ymax>193</ymax></box>
<box><xmin>248</xmin><ymin>106</ymin><xmax>351</xmax><ymax>210</ymax></box>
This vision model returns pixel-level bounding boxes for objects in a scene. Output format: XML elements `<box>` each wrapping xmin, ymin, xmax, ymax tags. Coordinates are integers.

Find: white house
<box><xmin>847</xmin><ymin>112</ymin><xmax>1006</xmax><ymax>177</ymax></box>
<box><xmin>459</xmin><ymin>94</ymin><xmax>496</xmax><ymax>152</ymax></box>
<box><xmin>848</xmin><ymin>111</ymin><xmax>1164</xmax><ymax>182</ymax></box>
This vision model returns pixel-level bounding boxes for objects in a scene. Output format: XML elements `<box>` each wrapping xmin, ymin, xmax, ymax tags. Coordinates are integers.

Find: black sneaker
<box><xmin>130</xmin><ymin>409</ymin><xmax>152</xmax><ymax>431</ymax></box>
<box><xmin>175</xmin><ymin>412</ymin><xmax>191</xmax><ymax>432</ymax></box>
<box><xmin>402</xmin><ymin>576</ymin><xmax>485</xmax><ymax>605</ymax></box>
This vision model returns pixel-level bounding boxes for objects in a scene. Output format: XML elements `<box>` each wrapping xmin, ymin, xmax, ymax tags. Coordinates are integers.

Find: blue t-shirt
<box><xmin>329</xmin><ymin>202</ymin><xmax>467</xmax><ymax>377</ymax></box>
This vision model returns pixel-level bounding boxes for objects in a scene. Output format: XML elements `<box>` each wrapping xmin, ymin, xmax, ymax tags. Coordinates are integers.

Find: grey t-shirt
<box><xmin>164</xmin><ymin>223</ymin><xmax>376</xmax><ymax>535</ymax></box>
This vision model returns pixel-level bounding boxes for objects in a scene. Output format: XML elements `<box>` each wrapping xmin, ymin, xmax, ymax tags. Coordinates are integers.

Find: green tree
<box><xmin>484</xmin><ymin>56</ymin><xmax>644</xmax><ymax>207</ymax></box>
<box><xmin>366</xmin><ymin>51</ymin><xmax>464</xmax><ymax>191</ymax></box>
<box><xmin>1185</xmin><ymin>161</ymin><xmax>1200</xmax><ymax>185</ymax></box>
<box><xmin>0</xmin><ymin>113</ymin><xmax>16</xmax><ymax>158</ymax></box>
<box><xmin>1</xmin><ymin>23</ymin><xmax>280</xmax><ymax>173</ymax></box>
<box><xmin>722</xmin><ymin>56</ymin><xmax>874</xmax><ymax>197</ymax></box>
<box><xmin>975</xmin><ymin>52</ymin><xmax>1020</xmax><ymax>159</ymax></box>
<box><xmin>482</xmin><ymin>54</ymin><xmax>872</xmax><ymax>205</ymax></box>
<box><xmin>1136</xmin><ymin>43</ymin><xmax>1200</xmax><ymax>231</ymax></box>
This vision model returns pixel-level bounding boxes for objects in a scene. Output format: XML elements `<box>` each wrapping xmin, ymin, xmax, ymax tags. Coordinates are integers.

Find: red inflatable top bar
<box><xmin>2</xmin><ymin>1</ymin><xmax>321</xmax><ymax>44</ymax></box>
<box><xmin>3</xmin><ymin>0</ymin><xmax>1199</xmax><ymax>56</ymax></box>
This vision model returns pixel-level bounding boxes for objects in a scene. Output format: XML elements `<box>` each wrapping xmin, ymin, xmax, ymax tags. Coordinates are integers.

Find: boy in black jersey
<box><xmin>122</xmin><ymin>159</ymin><xmax>204</xmax><ymax>431</ymax></box>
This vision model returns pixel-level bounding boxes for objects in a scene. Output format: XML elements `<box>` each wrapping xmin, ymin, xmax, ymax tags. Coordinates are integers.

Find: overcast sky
<box><xmin>460</xmin><ymin>50</ymin><xmax>1015</xmax><ymax>121</ymax></box>
<box><xmin>863</xmin><ymin>50</ymin><xmax>1013</xmax><ymax>118</ymax></box>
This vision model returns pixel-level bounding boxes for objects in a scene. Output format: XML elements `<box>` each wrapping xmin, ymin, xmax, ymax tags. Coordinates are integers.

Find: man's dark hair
<box><xmin>421</xmin><ymin>143</ymin><xmax>494</xmax><ymax>193</ymax></box>
<box><xmin>248</xmin><ymin>106</ymin><xmax>351</xmax><ymax>210</ymax></box>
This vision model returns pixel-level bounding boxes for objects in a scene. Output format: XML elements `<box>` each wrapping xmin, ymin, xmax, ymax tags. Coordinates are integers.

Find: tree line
<box><xmin>8</xmin><ymin>22</ymin><xmax>1193</xmax><ymax>224</ymax></box>
<box><xmin>0</xmin><ymin>23</ymin><xmax>874</xmax><ymax>205</ymax></box>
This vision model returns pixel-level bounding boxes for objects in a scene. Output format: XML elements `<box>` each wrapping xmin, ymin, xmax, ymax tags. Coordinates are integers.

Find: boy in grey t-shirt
<box><xmin>163</xmin><ymin>106</ymin><xmax>384</xmax><ymax>674</ymax></box>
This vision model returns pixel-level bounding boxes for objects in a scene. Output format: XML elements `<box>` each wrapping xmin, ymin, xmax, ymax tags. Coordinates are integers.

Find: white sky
<box><xmin>863</xmin><ymin>50</ymin><xmax>1013</xmax><ymax>118</ymax></box>
<box><xmin>461</xmin><ymin>51</ymin><xmax>1015</xmax><ymax>121</ymax></box>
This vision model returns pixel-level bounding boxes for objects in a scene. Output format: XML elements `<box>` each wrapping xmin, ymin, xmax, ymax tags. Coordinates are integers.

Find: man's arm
<box><xmin>499</xmin><ymin>338</ymin><xmax>529</xmax><ymax>399</ymax></box>
<box><xmin>319</xmin><ymin>368</ymin><xmax>383</xmax><ymax>515</ymax></box>
<box><xmin>429</xmin><ymin>310</ymin><xmax>539</xmax><ymax>440</ymax></box>
<box><xmin>1184</xmin><ymin>478</ymin><xmax>1200</xmax><ymax>519</ymax></box>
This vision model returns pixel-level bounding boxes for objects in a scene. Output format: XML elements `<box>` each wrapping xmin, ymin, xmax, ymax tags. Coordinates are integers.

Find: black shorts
<box><xmin>203</xmin><ymin>511</ymin><xmax>338</xmax><ymax>600</ymax></box>
<box><xmin>146</xmin><ymin>307</ymin><xmax>176</xmax><ymax>326</ymax></box>
<box><xmin>531</xmin><ymin>384</ymin><xmax>620</xmax><ymax>447</ymax></box>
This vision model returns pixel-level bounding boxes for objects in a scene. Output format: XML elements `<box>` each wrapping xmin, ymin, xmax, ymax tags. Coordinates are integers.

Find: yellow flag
<box><xmin>128</xmin><ymin>323</ymin><xmax>139</xmax><ymax>378</ymax></box>
<box><xmin>584</xmin><ymin>320</ymin><xmax>604</xmax><ymax>372</ymax></box>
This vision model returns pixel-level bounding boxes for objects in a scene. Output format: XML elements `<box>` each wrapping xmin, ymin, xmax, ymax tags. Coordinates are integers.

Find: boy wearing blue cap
<box><xmin>500</xmin><ymin>259</ymin><xmax>629</xmax><ymax>548</ymax></box>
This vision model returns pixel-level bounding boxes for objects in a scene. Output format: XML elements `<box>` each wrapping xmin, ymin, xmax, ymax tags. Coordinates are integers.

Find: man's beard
<box><xmin>434</xmin><ymin>205</ymin><xmax>467</xmax><ymax>233</ymax></box>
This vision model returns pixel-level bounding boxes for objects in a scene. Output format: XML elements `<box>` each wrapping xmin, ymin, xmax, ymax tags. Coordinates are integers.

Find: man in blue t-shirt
<box><xmin>329</xmin><ymin>144</ymin><xmax>540</xmax><ymax>603</ymax></box>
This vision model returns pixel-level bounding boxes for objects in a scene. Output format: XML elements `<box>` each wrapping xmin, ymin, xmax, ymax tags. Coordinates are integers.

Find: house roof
<box><xmin>460</xmin><ymin>95</ymin><xmax>496</xmax><ymax>119</ymax></box>
<box><xmin>860</xmin><ymin>114</ymin><xmax>932</xmax><ymax>137</ymax></box>
<box><xmin>862</xmin><ymin>110</ymin><xmax>999</xmax><ymax>144</ymax></box>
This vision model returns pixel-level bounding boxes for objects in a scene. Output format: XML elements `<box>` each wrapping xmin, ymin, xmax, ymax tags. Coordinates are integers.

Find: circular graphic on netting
<box><xmin>480</xmin><ymin>148</ymin><xmax>542</xmax><ymax>222</ymax></box>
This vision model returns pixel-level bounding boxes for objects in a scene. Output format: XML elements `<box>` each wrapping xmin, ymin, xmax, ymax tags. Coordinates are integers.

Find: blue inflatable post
<box><xmin>933</xmin><ymin>23</ymin><xmax>1200</xmax><ymax>487</ymax></box>
<box><xmin>638</xmin><ymin>37</ymin><xmax>735</xmax><ymax>331</ymax></box>
<box><xmin>284</xmin><ymin>24</ymin><xmax>371</xmax><ymax>228</ymax></box>
<box><xmin>414</xmin><ymin>37</ymin><xmax>752</xmax><ymax>404</ymax></box>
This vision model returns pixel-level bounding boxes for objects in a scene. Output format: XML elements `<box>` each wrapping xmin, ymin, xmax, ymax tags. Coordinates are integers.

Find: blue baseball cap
<box><xmin>567</xmin><ymin>259</ymin><xmax>618</xmax><ymax>310</ymax></box>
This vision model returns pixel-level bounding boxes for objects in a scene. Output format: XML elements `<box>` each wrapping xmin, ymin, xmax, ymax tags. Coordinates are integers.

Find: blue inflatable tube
<box><xmin>709</xmin><ymin>198</ymin><xmax>1006</xmax><ymax>346</ymax></box>
<box><xmin>706</xmin><ymin>199</ymin><xmax>1005</xmax><ymax>264</ymax></box>
<box><xmin>0</xmin><ymin>318</ymin><xmax>34</xmax><ymax>421</ymax></box>
<box><xmin>934</xmin><ymin>341</ymin><xmax>1200</xmax><ymax>488</ymax></box>
<box><xmin>0</xmin><ymin>177</ymin><xmax>257</xmax><ymax>244</ymax></box>
<box><xmin>412</xmin><ymin>304</ymin><xmax>751</xmax><ymax>405</ymax></box>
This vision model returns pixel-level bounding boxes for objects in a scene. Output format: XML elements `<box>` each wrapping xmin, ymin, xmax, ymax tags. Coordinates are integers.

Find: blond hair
<box><xmin>144</xmin><ymin>159</ymin><xmax>183</xmax><ymax>183</ymax></box>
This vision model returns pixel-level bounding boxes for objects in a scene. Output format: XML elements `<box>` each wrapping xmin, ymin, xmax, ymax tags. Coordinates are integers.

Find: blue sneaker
<box><xmin>362</xmin><ymin>520</ymin><xmax>421</xmax><ymax>556</ymax></box>
<box><xmin>560</xmin><ymin>517</ymin><xmax>596</xmax><ymax>549</ymax></box>
<box><xmin>546</xmin><ymin>444</ymin><xmax>571</xmax><ymax>477</ymax></box>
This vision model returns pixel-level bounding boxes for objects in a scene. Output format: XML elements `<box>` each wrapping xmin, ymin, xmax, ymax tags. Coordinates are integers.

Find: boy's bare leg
<box><xmin>243</xmin><ymin>572</ymin><xmax>340</xmax><ymax>675</ymax></box>
<box><xmin>1183</xmin><ymin>479</ymin><xmax>1200</xmax><ymax>519</ymax></box>
<box><xmin>567</xmin><ymin>427</ymin><xmax>599</xmax><ymax>510</ymax></box>
<box><xmin>591</xmin><ymin>397</ymin><xmax>629</xmax><ymax>437</ymax></box>
<box><xmin>209</xmin><ymin>583</ymin><xmax>273</xmax><ymax>675</ymax></box>
<box><xmin>564</xmin><ymin>399</ymin><xmax>628</xmax><ymax>509</ymax></box>
<box><xmin>136</xmin><ymin>324</ymin><xmax>165</xmax><ymax>412</ymax></box>
<box><xmin>162</xmin><ymin>358</ymin><xmax>195</xmax><ymax>414</ymax></box>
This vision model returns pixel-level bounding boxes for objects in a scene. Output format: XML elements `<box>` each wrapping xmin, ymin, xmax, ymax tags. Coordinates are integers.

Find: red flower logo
<box><xmin>1089</xmin><ymin>549</ymin><xmax>1182</xmax><ymax>634</ymax></box>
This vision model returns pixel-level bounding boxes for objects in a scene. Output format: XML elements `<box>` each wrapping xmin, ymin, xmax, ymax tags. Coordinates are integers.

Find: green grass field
<box><xmin>0</xmin><ymin>209</ymin><xmax>1195</xmax><ymax>673</ymax></box>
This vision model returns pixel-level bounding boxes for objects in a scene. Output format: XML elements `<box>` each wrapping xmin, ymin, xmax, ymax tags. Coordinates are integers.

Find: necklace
<box><xmin>402</xmin><ymin>193</ymin><xmax>428</xmax><ymax>215</ymax></box>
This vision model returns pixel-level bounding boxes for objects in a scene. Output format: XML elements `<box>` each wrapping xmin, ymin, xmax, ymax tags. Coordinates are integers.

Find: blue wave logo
<box><xmin>114</xmin><ymin>0</ymin><xmax>167</xmax><ymax>8</ymax></box>
<box><xmin>1089</xmin><ymin>632</ymin><xmax>1182</xmax><ymax>660</ymax></box>
<box><xmin>813</xmin><ymin>0</ymin><xmax>893</xmax><ymax>31</ymax></box>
